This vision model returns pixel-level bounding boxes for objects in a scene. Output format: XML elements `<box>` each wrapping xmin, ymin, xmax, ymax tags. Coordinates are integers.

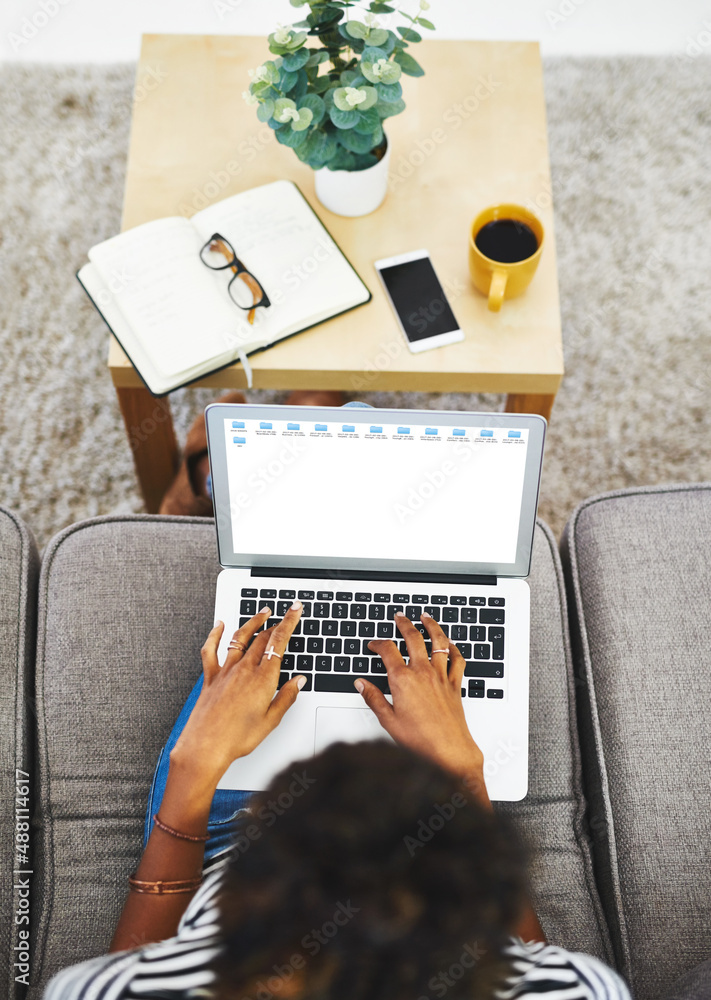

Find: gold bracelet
<box><xmin>128</xmin><ymin>874</ymin><xmax>203</xmax><ymax>895</ymax></box>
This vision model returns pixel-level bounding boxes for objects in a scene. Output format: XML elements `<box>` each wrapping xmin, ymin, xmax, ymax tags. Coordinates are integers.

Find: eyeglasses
<box><xmin>199</xmin><ymin>233</ymin><xmax>271</xmax><ymax>325</ymax></box>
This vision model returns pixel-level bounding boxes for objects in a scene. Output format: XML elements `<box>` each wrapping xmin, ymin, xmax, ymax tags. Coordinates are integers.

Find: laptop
<box><xmin>205</xmin><ymin>404</ymin><xmax>546</xmax><ymax>801</ymax></box>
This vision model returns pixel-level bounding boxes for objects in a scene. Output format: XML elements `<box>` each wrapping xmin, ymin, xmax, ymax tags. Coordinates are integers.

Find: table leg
<box><xmin>505</xmin><ymin>393</ymin><xmax>556</xmax><ymax>423</ymax></box>
<box><xmin>116</xmin><ymin>386</ymin><xmax>180</xmax><ymax>513</ymax></box>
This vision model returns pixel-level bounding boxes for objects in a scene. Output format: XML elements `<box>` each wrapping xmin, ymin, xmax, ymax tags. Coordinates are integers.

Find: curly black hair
<box><xmin>214</xmin><ymin>741</ymin><xmax>526</xmax><ymax>1000</ymax></box>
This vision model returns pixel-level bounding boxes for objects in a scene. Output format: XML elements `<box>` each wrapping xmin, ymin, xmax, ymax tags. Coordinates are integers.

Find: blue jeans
<box><xmin>145</xmin><ymin>402</ymin><xmax>374</xmax><ymax>861</ymax></box>
<box><xmin>143</xmin><ymin>675</ymin><xmax>253</xmax><ymax>862</ymax></box>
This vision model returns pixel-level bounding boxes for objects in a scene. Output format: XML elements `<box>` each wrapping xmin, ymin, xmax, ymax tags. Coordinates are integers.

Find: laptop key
<box><xmin>355</xmin><ymin>592</ymin><xmax>372</xmax><ymax>602</ymax></box>
<box><xmin>456</xmin><ymin>642</ymin><xmax>472</xmax><ymax>658</ymax></box>
<box><xmin>316</xmin><ymin>656</ymin><xmax>332</xmax><ymax>672</ymax></box>
<box><xmin>301</xmin><ymin>602</ymin><xmax>312</xmax><ymax>617</ymax></box>
<box><xmin>468</xmin><ymin>683</ymin><xmax>485</xmax><ymax>698</ymax></box>
<box><xmin>353</xmin><ymin>658</ymin><xmax>369</xmax><ymax>673</ymax></box>
<box><xmin>469</xmin><ymin>597</ymin><xmax>486</xmax><ymax>606</ymax></box>
<box><xmin>462</xmin><ymin>608</ymin><xmax>478</xmax><ymax>623</ymax></box>
<box><xmin>340</xmin><ymin>621</ymin><xmax>357</xmax><ymax>636</ymax></box>
<box><xmin>336</xmin><ymin>591</ymin><xmax>353</xmax><ymax>601</ymax></box>
<box><xmin>387</xmin><ymin>605</ymin><xmax>404</xmax><ymax>619</ymax></box>
<box><xmin>361</xmin><ymin>640</ymin><xmax>375</xmax><ymax>655</ymax></box>
<box><xmin>260</xmin><ymin>589</ymin><xmax>277</xmax><ymax>599</ymax></box>
<box><xmin>314</xmin><ymin>602</ymin><xmax>330</xmax><ymax>618</ymax></box>
<box><xmin>240</xmin><ymin>600</ymin><xmax>257</xmax><ymax>615</ymax></box>
<box><xmin>242</xmin><ymin>588</ymin><xmax>257</xmax><ymax>598</ymax></box>
<box><xmin>368</xmin><ymin>605</ymin><xmax>386</xmax><ymax>620</ymax></box>
<box><xmin>372</xmin><ymin>658</ymin><xmax>386</xmax><ymax>673</ymax></box>
<box><xmin>352</xmin><ymin>604</ymin><xmax>367</xmax><ymax>620</ymax></box>
<box><xmin>489</xmin><ymin>627</ymin><xmax>505</xmax><ymax>660</ymax></box>
<box><xmin>430</xmin><ymin>595</ymin><xmax>447</xmax><ymax>605</ymax></box>
<box><xmin>326</xmin><ymin>638</ymin><xmax>342</xmax><ymax>654</ymax></box>
<box><xmin>262</xmin><ymin>601</ymin><xmax>276</xmax><ymax>614</ymax></box>
<box><xmin>470</xmin><ymin>626</ymin><xmax>486</xmax><ymax>642</ymax></box>
<box><xmin>293</xmin><ymin>672</ymin><xmax>312</xmax><ymax>691</ymax></box>
<box><xmin>487</xmin><ymin>688</ymin><xmax>504</xmax><ymax>698</ymax></box>
<box><xmin>303</xmin><ymin>619</ymin><xmax>320</xmax><ymax>635</ymax></box>
<box><xmin>368</xmin><ymin>676</ymin><xmax>391</xmax><ymax>694</ymax></box>
<box><xmin>282</xmin><ymin>653</ymin><xmax>295</xmax><ymax>670</ymax></box>
<box><xmin>442</xmin><ymin>607</ymin><xmax>458</xmax><ymax>622</ymax></box>
<box><xmin>406</xmin><ymin>605</ymin><xmax>423</xmax><ymax>620</ymax></box>
<box><xmin>322</xmin><ymin>621</ymin><xmax>338</xmax><ymax>636</ymax></box>
<box><xmin>279</xmin><ymin>590</ymin><xmax>296</xmax><ymax>600</ymax></box>
<box><xmin>474</xmin><ymin>643</ymin><xmax>491</xmax><ymax>659</ymax></box>
<box><xmin>488</xmin><ymin>597</ymin><xmax>505</xmax><ymax>607</ymax></box>
<box><xmin>239</xmin><ymin>617</ymin><xmax>250</xmax><ymax>628</ymax></box>
<box><xmin>377</xmin><ymin>622</ymin><xmax>394</xmax><ymax>638</ymax></box>
<box><xmin>451</xmin><ymin>625</ymin><xmax>468</xmax><ymax>641</ymax></box>
<box><xmin>374</xmin><ymin>592</ymin><xmax>391</xmax><ymax>602</ymax></box>
<box><xmin>423</xmin><ymin>606</ymin><xmax>441</xmax><ymax>621</ymax></box>
<box><xmin>315</xmin><ymin>674</ymin><xmax>369</xmax><ymax>694</ymax></box>
<box><xmin>480</xmin><ymin>609</ymin><xmax>505</xmax><ymax>625</ymax></box>
<box><xmin>296</xmin><ymin>655</ymin><xmax>314</xmax><ymax>671</ymax></box>
<box><xmin>344</xmin><ymin>639</ymin><xmax>360</xmax><ymax>655</ymax></box>
<box><xmin>277</xmin><ymin>601</ymin><xmax>292</xmax><ymax>616</ymax></box>
<box><xmin>358</xmin><ymin>621</ymin><xmax>375</xmax><ymax>638</ymax></box>
<box><xmin>307</xmin><ymin>638</ymin><xmax>324</xmax><ymax>654</ymax></box>
<box><xmin>317</xmin><ymin>591</ymin><xmax>334</xmax><ymax>600</ymax></box>
<box><xmin>412</xmin><ymin>594</ymin><xmax>429</xmax><ymax>603</ymax></box>
<box><xmin>334</xmin><ymin>656</ymin><xmax>350</xmax><ymax>672</ymax></box>
<box><xmin>289</xmin><ymin>637</ymin><xmax>306</xmax><ymax>653</ymax></box>
<box><xmin>278</xmin><ymin>672</ymin><xmax>289</xmax><ymax>688</ymax></box>
<box><xmin>451</xmin><ymin>595</ymin><xmax>467</xmax><ymax>605</ymax></box>
<box><xmin>464</xmin><ymin>662</ymin><xmax>504</xmax><ymax>678</ymax></box>
<box><xmin>393</xmin><ymin>593</ymin><xmax>410</xmax><ymax>603</ymax></box>
<box><xmin>298</xmin><ymin>590</ymin><xmax>314</xmax><ymax>600</ymax></box>
<box><xmin>332</xmin><ymin>603</ymin><xmax>348</xmax><ymax>619</ymax></box>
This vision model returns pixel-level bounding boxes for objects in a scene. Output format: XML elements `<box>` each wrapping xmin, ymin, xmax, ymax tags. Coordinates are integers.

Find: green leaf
<box><xmin>290</xmin><ymin>0</ymin><xmax>308</xmax><ymax>6</ymax></box>
<box><xmin>367</xmin><ymin>28</ymin><xmax>390</xmax><ymax>46</ymax></box>
<box><xmin>353</xmin><ymin>106</ymin><xmax>380</xmax><ymax>133</ymax></box>
<box><xmin>418</xmin><ymin>17</ymin><xmax>435</xmax><ymax>30</ymax></box>
<box><xmin>301</xmin><ymin>129</ymin><xmax>339</xmax><ymax>167</ymax></box>
<box><xmin>361</xmin><ymin>45</ymin><xmax>388</xmax><ymax>63</ymax></box>
<box><xmin>376</xmin><ymin>81</ymin><xmax>402</xmax><ymax>101</ymax></box>
<box><xmin>394</xmin><ymin>50</ymin><xmax>424</xmax><ymax>76</ymax></box>
<box><xmin>345</xmin><ymin>20</ymin><xmax>369</xmax><ymax>39</ymax></box>
<box><xmin>256</xmin><ymin>98</ymin><xmax>275</xmax><ymax>122</ymax></box>
<box><xmin>377</xmin><ymin>96</ymin><xmax>406</xmax><ymax>118</ymax></box>
<box><xmin>276</xmin><ymin>125</ymin><xmax>309</xmax><ymax>148</ymax></box>
<box><xmin>274</xmin><ymin>97</ymin><xmax>297</xmax><ymax>121</ymax></box>
<box><xmin>299</xmin><ymin>93</ymin><xmax>326</xmax><ymax>124</ymax></box>
<box><xmin>280</xmin><ymin>68</ymin><xmax>299</xmax><ymax>92</ymax></box>
<box><xmin>358</xmin><ymin>85</ymin><xmax>378</xmax><ymax>110</ymax></box>
<box><xmin>333</xmin><ymin>87</ymin><xmax>353</xmax><ymax>111</ymax></box>
<box><xmin>339</xmin><ymin>69</ymin><xmax>360</xmax><ymax>86</ymax></box>
<box><xmin>306</xmin><ymin>48</ymin><xmax>330</xmax><ymax>67</ymax></box>
<box><xmin>397</xmin><ymin>25</ymin><xmax>422</xmax><ymax>43</ymax></box>
<box><xmin>312</xmin><ymin>74</ymin><xmax>334</xmax><ymax>93</ymax></box>
<box><xmin>281</xmin><ymin>48</ymin><xmax>310</xmax><ymax>71</ymax></box>
<box><xmin>291</xmin><ymin>107</ymin><xmax>313</xmax><ymax>131</ymax></box>
<box><xmin>329</xmin><ymin>105</ymin><xmax>360</xmax><ymax>129</ymax></box>
<box><xmin>368</xmin><ymin>2</ymin><xmax>395</xmax><ymax>11</ymax></box>
<box><xmin>338</xmin><ymin>127</ymin><xmax>379</xmax><ymax>154</ymax></box>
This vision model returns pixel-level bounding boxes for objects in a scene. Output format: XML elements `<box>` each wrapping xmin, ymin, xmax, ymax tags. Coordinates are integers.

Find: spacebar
<box><xmin>314</xmin><ymin>675</ymin><xmax>390</xmax><ymax>695</ymax></box>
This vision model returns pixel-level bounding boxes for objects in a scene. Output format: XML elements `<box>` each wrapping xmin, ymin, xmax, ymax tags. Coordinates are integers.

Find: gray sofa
<box><xmin>2</xmin><ymin>484</ymin><xmax>710</xmax><ymax>1000</ymax></box>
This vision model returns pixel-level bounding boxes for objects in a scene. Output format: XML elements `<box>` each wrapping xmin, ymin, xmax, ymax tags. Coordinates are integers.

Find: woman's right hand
<box><xmin>355</xmin><ymin>612</ymin><xmax>489</xmax><ymax>801</ymax></box>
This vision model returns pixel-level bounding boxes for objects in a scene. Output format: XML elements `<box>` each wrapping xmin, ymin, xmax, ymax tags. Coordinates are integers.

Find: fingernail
<box><xmin>422</xmin><ymin>611</ymin><xmax>432</xmax><ymax>618</ymax></box>
<box><xmin>259</xmin><ymin>606</ymin><xmax>271</xmax><ymax>614</ymax></box>
<box><xmin>395</xmin><ymin>611</ymin><xmax>406</xmax><ymax>618</ymax></box>
<box><xmin>214</xmin><ymin>620</ymin><xmax>223</xmax><ymax>628</ymax></box>
<box><xmin>296</xmin><ymin>675</ymin><xmax>306</xmax><ymax>690</ymax></box>
<box><xmin>354</xmin><ymin>679</ymin><xmax>365</xmax><ymax>693</ymax></box>
<box><xmin>291</xmin><ymin>599</ymin><xmax>302</xmax><ymax>610</ymax></box>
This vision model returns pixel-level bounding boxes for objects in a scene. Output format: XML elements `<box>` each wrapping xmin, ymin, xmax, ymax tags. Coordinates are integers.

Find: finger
<box><xmin>266</xmin><ymin>675</ymin><xmax>307</xmax><ymax>727</ymax></box>
<box><xmin>201</xmin><ymin>621</ymin><xmax>224</xmax><ymax>681</ymax></box>
<box><xmin>420</xmin><ymin>612</ymin><xmax>452</xmax><ymax>676</ymax></box>
<box><xmin>394</xmin><ymin>612</ymin><xmax>429</xmax><ymax>667</ymax></box>
<box><xmin>447</xmin><ymin>641</ymin><xmax>466</xmax><ymax>689</ymax></box>
<box><xmin>354</xmin><ymin>677</ymin><xmax>396</xmax><ymax>730</ymax></box>
<box><xmin>224</xmin><ymin>606</ymin><xmax>272</xmax><ymax>669</ymax></box>
<box><xmin>257</xmin><ymin>600</ymin><xmax>303</xmax><ymax>671</ymax></box>
<box><xmin>367</xmin><ymin>638</ymin><xmax>406</xmax><ymax>681</ymax></box>
<box><xmin>240</xmin><ymin>625</ymin><xmax>276</xmax><ymax>666</ymax></box>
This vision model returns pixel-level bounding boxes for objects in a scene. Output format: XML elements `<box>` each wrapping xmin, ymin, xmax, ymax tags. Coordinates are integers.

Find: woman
<box><xmin>45</xmin><ymin>604</ymin><xmax>629</xmax><ymax>1000</ymax></box>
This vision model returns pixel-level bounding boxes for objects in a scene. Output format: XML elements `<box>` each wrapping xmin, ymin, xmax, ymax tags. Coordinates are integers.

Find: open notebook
<box><xmin>77</xmin><ymin>180</ymin><xmax>371</xmax><ymax>395</ymax></box>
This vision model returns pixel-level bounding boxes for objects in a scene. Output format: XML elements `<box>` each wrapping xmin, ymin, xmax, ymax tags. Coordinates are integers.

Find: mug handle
<box><xmin>488</xmin><ymin>270</ymin><xmax>507</xmax><ymax>312</ymax></box>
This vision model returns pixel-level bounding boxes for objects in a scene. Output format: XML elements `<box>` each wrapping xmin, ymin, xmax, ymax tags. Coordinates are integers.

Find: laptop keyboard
<box><xmin>237</xmin><ymin>587</ymin><xmax>505</xmax><ymax>700</ymax></box>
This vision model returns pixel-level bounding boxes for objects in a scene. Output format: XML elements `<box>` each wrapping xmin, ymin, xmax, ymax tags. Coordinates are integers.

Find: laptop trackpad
<box><xmin>315</xmin><ymin>706</ymin><xmax>393</xmax><ymax>752</ymax></box>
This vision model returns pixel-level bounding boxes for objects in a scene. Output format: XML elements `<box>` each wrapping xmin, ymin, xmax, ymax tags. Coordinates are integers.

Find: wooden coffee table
<box><xmin>113</xmin><ymin>34</ymin><xmax>563</xmax><ymax>511</ymax></box>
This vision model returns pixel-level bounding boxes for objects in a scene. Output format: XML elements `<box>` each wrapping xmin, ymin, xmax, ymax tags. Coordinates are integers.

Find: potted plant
<box><xmin>243</xmin><ymin>0</ymin><xmax>435</xmax><ymax>217</ymax></box>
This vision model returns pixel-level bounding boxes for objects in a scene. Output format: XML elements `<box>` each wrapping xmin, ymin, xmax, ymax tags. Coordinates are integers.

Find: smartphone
<box><xmin>374</xmin><ymin>249</ymin><xmax>464</xmax><ymax>354</ymax></box>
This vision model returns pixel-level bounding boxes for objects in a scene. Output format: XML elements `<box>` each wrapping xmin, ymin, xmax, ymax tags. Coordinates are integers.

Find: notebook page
<box><xmin>88</xmin><ymin>218</ymin><xmax>249</xmax><ymax>379</ymax></box>
<box><xmin>191</xmin><ymin>181</ymin><xmax>368</xmax><ymax>342</ymax></box>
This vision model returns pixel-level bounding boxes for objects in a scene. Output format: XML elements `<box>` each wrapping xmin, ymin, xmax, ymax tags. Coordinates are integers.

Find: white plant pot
<box><xmin>314</xmin><ymin>139</ymin><xmax>391</xmax><ymax>217</ymax></box>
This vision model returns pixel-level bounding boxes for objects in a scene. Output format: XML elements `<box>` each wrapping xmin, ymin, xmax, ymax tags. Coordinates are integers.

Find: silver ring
<box><xmin>431</xmin><ymin>647</ymin><xmax>450</xmax><ymax>656</ymax></box>
<box><xmin>228</xmin><ymin>640</ymin><xmax>247</xmax><ymax>652</ymax></box>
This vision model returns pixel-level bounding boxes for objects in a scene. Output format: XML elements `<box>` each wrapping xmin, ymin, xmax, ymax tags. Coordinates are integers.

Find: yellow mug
<box><xmin>469</xmin><ymin>204</ymin><xmax>545</xmax><ymax>312</ymax></box>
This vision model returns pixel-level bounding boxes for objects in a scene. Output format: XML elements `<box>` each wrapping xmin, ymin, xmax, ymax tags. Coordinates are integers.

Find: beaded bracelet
<box><xmin>153</xmin><ymin>814</ymin><xmax>209</xmax><ymax>843</ymax></box>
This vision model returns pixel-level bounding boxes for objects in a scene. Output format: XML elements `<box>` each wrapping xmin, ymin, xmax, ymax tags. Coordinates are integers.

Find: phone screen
<box><xmin>378</xmin><ymin>256</ymin><xmax>459</xmax><ymax>342</ymax></box>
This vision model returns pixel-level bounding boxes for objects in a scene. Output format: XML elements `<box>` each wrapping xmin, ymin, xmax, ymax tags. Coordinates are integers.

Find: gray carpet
<box><xmin>1</xmin><ymin>57</ymin><xmax>711</xmax><ymax>549</ymax></box>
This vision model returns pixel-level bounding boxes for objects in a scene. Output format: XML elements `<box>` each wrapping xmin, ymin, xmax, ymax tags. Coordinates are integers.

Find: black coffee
<box><xmin>474</xmin><ymin>219</ymin><xmax>539</xmax><ymax>263</ymax></box>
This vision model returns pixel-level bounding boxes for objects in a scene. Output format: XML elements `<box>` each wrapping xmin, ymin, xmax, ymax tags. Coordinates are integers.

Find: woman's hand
<box><xmin>169</xmin><ymin>602</ymin><xmax>305</xmax><ymax>788</ymax></box>
<box><xmin>355</xmin><ymin>612</ymin><xmax>488</xmax><ymax>798</ymax></box>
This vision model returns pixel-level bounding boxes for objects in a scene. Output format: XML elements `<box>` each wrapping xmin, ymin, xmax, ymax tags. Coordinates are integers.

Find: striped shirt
<box><xmin>44</xmin><ymin>853</ymin><xmax>630</xmax><ymax>1000</ymax></box>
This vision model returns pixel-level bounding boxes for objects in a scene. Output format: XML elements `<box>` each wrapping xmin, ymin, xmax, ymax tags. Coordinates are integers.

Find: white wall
<box><xmin>2</xmin><ymin>0</ymin><xmax>711</xmax><ymax>61</ymax></box>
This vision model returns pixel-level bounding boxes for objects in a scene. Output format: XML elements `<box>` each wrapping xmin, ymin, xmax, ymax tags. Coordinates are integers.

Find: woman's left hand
<box><xmin>170</xmin><ymin>602</ymin><xmax>305</xmax><ymax>787</ymax></box>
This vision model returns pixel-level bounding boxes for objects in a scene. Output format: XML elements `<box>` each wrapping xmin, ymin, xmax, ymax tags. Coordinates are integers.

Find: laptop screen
<box><xmin>206</xmin><ymin>405</ymin><xmax>546</xmax><ymax>578</ymax></box>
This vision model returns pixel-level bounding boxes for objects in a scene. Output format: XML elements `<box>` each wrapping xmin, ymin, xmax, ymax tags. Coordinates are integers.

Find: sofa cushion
<box><xmin>498</xmin><ymin>520</ymin><xmax>613</xmax><ymax>964</ymax></box>
<box><xmin>31</xmin><ymin>515</ymin><xmax>612</xmax><ymax>995</ymax></box>
<box><xmin>663</xmin><ymin>960</ymin><xmax>711</xmax><ymax>1000</ymax></box>
<box><xmin>0</xmin><ymin>507</ymin><xmax>39</xmax><ymax>1000</ymax></box>
<box><xmin>561</xmin><ymin>485</ymin><xmax>711</xmax><ymax>1000</ymax></box>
